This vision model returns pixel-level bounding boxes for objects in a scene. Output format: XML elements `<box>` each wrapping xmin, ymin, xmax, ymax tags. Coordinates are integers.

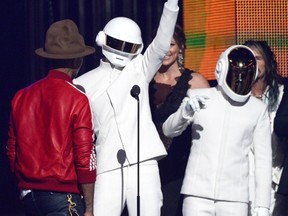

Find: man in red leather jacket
<box><xmin>6</xmin><ymin>19</ymin><xmax>96</xmax><ymax>216</ymax></box>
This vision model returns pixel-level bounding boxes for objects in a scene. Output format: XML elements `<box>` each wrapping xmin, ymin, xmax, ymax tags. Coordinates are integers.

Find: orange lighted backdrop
<box><xmin>183</xmin><ymin>0</ymin><xmax>288</xmax><ymax>80</ymax></box>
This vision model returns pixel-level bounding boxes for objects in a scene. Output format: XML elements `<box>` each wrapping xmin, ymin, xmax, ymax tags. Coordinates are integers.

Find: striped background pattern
<box><xmin>183</xmin><ymin>0</ymin><xmax>288</xmax><ymax>80</ymax></box>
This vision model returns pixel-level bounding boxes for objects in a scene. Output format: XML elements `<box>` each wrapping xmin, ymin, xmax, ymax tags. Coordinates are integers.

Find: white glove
<box><xmin>252</xmin><ymin>207</ymin><xmax>270</xmax><ymax>216</ymax></box>
<box><xmin>185</xmin><ymin>95</ymin><xmax>209</xmax><ymax>113</ymax></box>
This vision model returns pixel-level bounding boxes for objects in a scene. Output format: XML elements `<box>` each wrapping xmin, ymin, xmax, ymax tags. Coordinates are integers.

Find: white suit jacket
<box><xmin>74</xmin><ymin>3</ymin><xmax>179</xmax><ymax>174</ymax></box>
<box><xmin>163</xmin><ymin>87</ymin><xmax>272</xmax><ymax>208</ymax></box>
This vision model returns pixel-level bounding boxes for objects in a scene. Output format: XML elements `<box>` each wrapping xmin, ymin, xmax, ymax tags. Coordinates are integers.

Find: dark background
<box><xmin>0</xmin><ymin>0</ymin><xmax>184</xmax><ymax>214</ymax></box>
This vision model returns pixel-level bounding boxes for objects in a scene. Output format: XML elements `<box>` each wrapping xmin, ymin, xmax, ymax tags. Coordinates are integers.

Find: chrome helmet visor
<box><xmin>225</xmin><ymin>47</ymin><xmax>257</xmax><ymax>96</ymax></box>
<box><xmin>106</xmin><ymin>35</ymin><xmax>142</xmax><ymax>54</ymax></box>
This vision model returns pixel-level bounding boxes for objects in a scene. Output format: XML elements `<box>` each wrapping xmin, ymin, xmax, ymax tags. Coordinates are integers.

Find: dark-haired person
<box><xmin>273</xmin><ymin>79</ymin><xmax>288</xmax><ymax>216</ymax></box>
<box><xmin>6</xmin><ymin>19</ymin><xmax>96</xmax><ymax>216</ymax></box>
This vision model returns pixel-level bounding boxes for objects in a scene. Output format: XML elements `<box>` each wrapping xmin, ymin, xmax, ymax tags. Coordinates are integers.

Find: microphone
<box><xmin>130</xmin><ymin>85</ymin><xmax>140</xmax><ymax>100</ymax></box>
<box><xmin>130</xmin><ymin>84</ymin><xmax>141</xmax><ymax>216</ymax></box>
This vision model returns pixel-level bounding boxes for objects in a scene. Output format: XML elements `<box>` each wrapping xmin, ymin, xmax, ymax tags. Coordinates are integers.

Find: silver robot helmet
<box><xmin>96</xmin><ymin>17</ymin><xmax>143</xmax><ymax>68</ymax></box>
<box><xmin>215</xmin><ymin>45</ymin><xmax>258</xmax><ymax>102</ymax></box>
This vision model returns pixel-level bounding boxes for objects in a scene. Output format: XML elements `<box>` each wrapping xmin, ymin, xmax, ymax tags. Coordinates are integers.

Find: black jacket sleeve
<box><xmin>274</xmin><ymin>81</ymin><xmax>288</xmax><ymax>137</ymax></box>
<box><xmin>275</xmin><ymin>80</ymin><xmax>288</xmax><ymax>195</ymax></box>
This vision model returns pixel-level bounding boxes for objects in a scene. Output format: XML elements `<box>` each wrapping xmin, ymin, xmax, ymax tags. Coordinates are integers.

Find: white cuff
<box><xmin>165</xmin><ymin>0</ymin><xmax>179</xmax><ymax>11</ymax></box>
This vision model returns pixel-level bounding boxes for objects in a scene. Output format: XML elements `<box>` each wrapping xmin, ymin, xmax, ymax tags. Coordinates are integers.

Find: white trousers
<box><xmin>183</xmin><ymin>195</ymin><xmax>248</xmax><ymax>216</ymax></box>
<box><xmin>93</xmin><ymin>160</ymin><xmax>162</xmax><ymax>216</ymax></box>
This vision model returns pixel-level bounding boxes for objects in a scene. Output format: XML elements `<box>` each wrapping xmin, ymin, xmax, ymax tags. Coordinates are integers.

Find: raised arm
<box><xmin>142</xmin><ymin>0</ymin><xmax>179</xmax><ymax>82</ymax></box>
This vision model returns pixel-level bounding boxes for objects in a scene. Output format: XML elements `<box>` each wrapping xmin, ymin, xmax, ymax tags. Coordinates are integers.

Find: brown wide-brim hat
<box><xmin>35</xmin><ymin>19</ymin><xmax>95</xmax><ymax>59</ymax></box>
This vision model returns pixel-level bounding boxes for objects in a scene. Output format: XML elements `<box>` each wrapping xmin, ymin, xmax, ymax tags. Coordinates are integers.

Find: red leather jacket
<box><xmin>6</xmin><ymin>70</ymin><xmax>96</xmax><ymax>194</ymax></box>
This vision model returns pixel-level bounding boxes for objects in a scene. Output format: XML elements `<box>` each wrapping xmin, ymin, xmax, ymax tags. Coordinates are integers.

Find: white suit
<box><xmin>163</xmin><ymin>87</ymin><xmax>272</xmax><ymax>215</ymax></box>
<box><xmin>74</xmin><ymin>2</ymin><xmax>179</xmax><ymax>216</ymax></box>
